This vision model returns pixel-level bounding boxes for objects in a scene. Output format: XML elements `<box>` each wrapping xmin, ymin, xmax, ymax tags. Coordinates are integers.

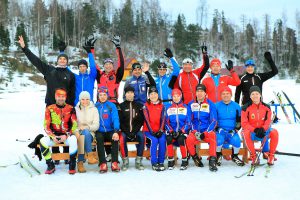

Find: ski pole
<box><xmin>248</xmin><ymin>135</ymin><xmax>268</xmax><ymax>176</ymax></box>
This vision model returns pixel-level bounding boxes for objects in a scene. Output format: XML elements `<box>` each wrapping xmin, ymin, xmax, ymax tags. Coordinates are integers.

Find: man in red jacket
<box><xmin>241</xmin><ymin>86</ymin><xmax>279</xmax><ymax>165</ymax></box>
<box><xmin>173</xmin><ymin>46</ymin><xmax>209</xmax><ymax>104</ymax></box>
<box><xmin>202</xmin><ymin>59</ymin><xmax>240</xmax><ymax>103</ymax></box>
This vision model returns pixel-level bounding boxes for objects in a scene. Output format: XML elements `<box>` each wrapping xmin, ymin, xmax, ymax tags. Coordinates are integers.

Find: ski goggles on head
<box><xmin>103</xmin><ymin>58</ymin><xmax>113</xmax><ymax>65</ymax></box>
<box><xmin>132</xmin><ymin>63</ymin><xmax>142</xmax><ymax>70</ymax></box>
<box><xmin>98</xmin><ymin>86</ymin><xmax>109</xmax><ymax>95</ymax></box>
<box><xmin>182</xmin><ymin>58</ymin><xmax>193</xmax><ymax>65</ymax></box>
<box><xmin>157</xmin><ymin>62</ymin><xmax>167</xmax><ymax>69</ymax></box>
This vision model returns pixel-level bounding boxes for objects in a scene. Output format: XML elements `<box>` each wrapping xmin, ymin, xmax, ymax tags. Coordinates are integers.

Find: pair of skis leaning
<box><xmin>19</xmin><ymin>154</ymin><xmax>41</xmax><ymax>177</ymax></box>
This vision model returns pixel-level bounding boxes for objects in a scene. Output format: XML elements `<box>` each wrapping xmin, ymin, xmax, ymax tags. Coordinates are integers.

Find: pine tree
<box><xmin>119</xmin><ymin>0</ymin><xmax>135</xmax><ymax>41</ymax></box>
<box><xmin>15</xmin><ymin>22</ymin><xmax>28</xmax><ymax>49</ymax></box>
<box><xmin>246</xmin><ymin>23</ymin><xmax>255</xmax><ymax>57</ymax></box>
<box><xmin>99</xmin><ymin>3</ymin><xmax>110</xmax><ymax>34</ymax></box>
<box><xmin>173</xmin><ymin>14</ymin><xmax>187</xmax><ymax>59</ymax></box>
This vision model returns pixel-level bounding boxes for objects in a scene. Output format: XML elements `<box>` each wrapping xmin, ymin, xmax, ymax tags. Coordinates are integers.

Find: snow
<box><xmin>0</xmin><ymin>79</ymin><xmax>300</xmax><ymax>200</ymax></box>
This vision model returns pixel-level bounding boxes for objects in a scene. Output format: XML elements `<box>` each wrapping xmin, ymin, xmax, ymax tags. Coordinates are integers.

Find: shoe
<box><xmin>68</xmin><ymin>159</ymin><xmax>76</xmax><ymax>175</ymax></box>
<box><xmin>158</xmin><ymin>163</ymin><xmax>165</xmax><ymax>171</ymax></box>
<box><xmin>209</xmin><ymin>156</ymin><xmax>218</xmax><ymax>172</ymax></box>
<box><xmin>111</xmin><ymin>162</ymin><xmax>120</xmax><ymax>172</ymax></box>
<box><xmin>77</xmin><ymin>161</ymin><xmax>86</xmax><ymax>173</ymax></box>
<box><xmin>267</xmin><ymin>153</ymin><xmax>275</xmax><ymax>166</ymax></box>
<box><xmin>168</xmin><ymin>157</ymin><xmax>175</xmax><ymax>170</ymax></box>
<box><xmin>192</xmin><ymin>155</ymin><xmax>204</xmax><ymax>167</ymax></box>
<box><xmin>152</xmin><ymin>163</ymin><xmax>159</xmax><ymax>171</ymax></box>
<box><xmin>232</xmin><ymin>154</ymin><xmax>245</xmax><ymax>166</ymax></box>
<box><xmin>99</xmin><ymin>163</ymin><xmax>108</xmax><ymax>173</ymax></box>
<box><xmin>106</xmin><ymin>154</ymin><xmax>112</xmax><ymax>162</ymax></box>
<box><xmin>45</xmin><ymin>160</ymin><xmax>55</xmax><ymax>174</ymax></box>
<box><xmin>122</xmin><ymin>157</ymin><xmax>129</xmax><ymax>171</ymax></box>
<box><xmin>87</xmin><ymin>152</ymin><xmax>98</xmax><ymax>164</ymax></box>
<box><xmin>54</xmin><ymin>160</ymin><xmax>60</xmax><ymax>165</ymax></box>
<box><xmin>180</xmin><ymin>158</ymin><xmax>188</xmax><ymax>170</ymax></box>
<box><xmin>216</xmin><ymin>152</ymin><xmax>222</xmax><ymax>166</ymax></box>
<box><xmin>135</xmin><ymin>156</ymin><xmax>145</xmax><ymax>170</ymax></box>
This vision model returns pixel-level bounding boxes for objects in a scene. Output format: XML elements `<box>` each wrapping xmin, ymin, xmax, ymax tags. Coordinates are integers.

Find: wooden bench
<box><xmin>197</xmin><ymin>140</ymin><xmax>249</xmax><ymax>163</ymax></box>
<box><xmin>47</xmin><ymin>141</ymin><xmax>151</xmax><ymax>161</ymax></box>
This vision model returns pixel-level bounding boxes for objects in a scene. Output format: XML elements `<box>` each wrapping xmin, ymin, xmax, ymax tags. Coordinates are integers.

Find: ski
<box><xmin>0</xmin><ymin>162</ymin><xmax>19</xmax><ymax>168</ymax></box>
<box><xmin>273</xmin><ymin>91</ymin><xmax>292</xmax><ymax>124</ymax></box>
<box><xmin>23</xmin><ymin>154</ymin><xmax>42</xmax><ymax>175</ymax></box>
<box><xmin>264</xmin><ymin>165</ymin><xmax>271</xmax><ymax>178</ymax></box>
<box><xmin>16</xmin><ymin>138</ymin><xmax>32</xmax><ymax>142</ymax></box>
<box><xmin>275</xmin><ymin>151</ymin><xmax>300</xmax><ymax>157</ymax></box>
<box><xmin>234</xmin><ymin>163</ymin><xmax>265</xmax><ymax>178</ymax></box>
<box><xmin>19</xmin><ymin>156</ymin><xmax>33</xmax><ymax>177</ymax></box>
<box><xmin>281</xmin><ymin>91</ymin><xmax>300</xmax><ymax>121</ymax></box>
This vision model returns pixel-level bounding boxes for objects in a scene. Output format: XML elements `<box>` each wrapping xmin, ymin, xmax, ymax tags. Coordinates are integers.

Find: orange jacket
<box><xmin>44</xmin><ymin>104</ymin><xmax>78</xmax><ymax>137</ymax></box>
<box><xmin>241</xmin><ymin>102</ymin><xmax>272</xmax><ymax>132</ymax></box>
<box><xmin>202</xmin><ymin>72</ymin><xmax>240</xmax><ymax>103</ymax></box>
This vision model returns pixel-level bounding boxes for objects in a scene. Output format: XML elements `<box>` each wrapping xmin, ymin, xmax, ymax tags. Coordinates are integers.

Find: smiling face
<box><xmin>57</xmin><ymin>57</ymin><xmax>68</xmax><ymax>67</ymax></box>
<box><xmin>211</xmin><ymin>64</ymin><xmax>221</xmax><ymax>74</ymax></box>
<box><xmin>149</xmin><ymin>92</ymin><xmax>158</xmax><ymax>102</ymax></box>
<box><xmin>125</xmin><ymin>91</ymin><xmax>134</xmax><ymax>101</ymax></box>
<box><xmin>196</xmin><ymin>90</ymin><xmax>206</xmax><ymax>101</ymax></box>
<box><xmin>132</xmin><ymin>68</ymin><xmax>142</xmax><ymax>77</ymax></box>
<box><xmin>158</xmin><ymin>68</ymin><xmax>167</xmax><ymax>76</ymax></box>
<box><xmin>55</xmin><ymin>94</ymin><xmax>66</xmax><ymax>106</ymax></box>
<box><xmin>172</xmin><ymin>94</ymin><xmax>181</xmax><ymax>104</ymax></box>
<box><xmin>221</xmin><ymin>91</ymin><xmax>232</xmax><ymax>104</ymax></box>
<box><xmin>250</xmin><ymin>91</ymin><xmax>261</xmax><ymax>104</ymax></box>
<box><xmin>246</xmin><ymin>65</ymin><xmax>255</xmax><ymax>74</ymax></box>
<box><xmin>98</xmin><ymin>93</ymin><xmax>108</xmax><ymax>103</ymax></box>
<box><xmin>104</xmin><ymin>62</ymin><xmax>114</xmax><ymax>73</ymax></box>
<box><xmin>183</xmin><ymin>63</ymin><xmax>193</xmax><ymax>72</ymax></box>
<box><xmin>80</xmin><ymin>98</ymin><xmax>90</xmax><ymax>107</ymax></box>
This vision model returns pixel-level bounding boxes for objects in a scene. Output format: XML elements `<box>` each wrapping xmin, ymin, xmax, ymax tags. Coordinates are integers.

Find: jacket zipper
<box><xmin>188</xmin><ymin>73</ymin><xmax>194</xmax><ymax>100</ymax></box>
<box><xmin>100</xmin><ymin>104</ymin><xmax>107</xmax><ymax>132</ymax></box>
<box><xmin>176</xmin><ymin>104</ymin><xmax>179</xmax><ymax>132</ymax></box>
<box><xmin>129</xmin><ymin>102</ymin><xmax>133</xmax><ymax>132</ymax></box>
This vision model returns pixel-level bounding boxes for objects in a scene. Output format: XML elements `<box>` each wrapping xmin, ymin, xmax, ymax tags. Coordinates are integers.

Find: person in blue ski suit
<box><xmin>156</xmin><ymin>48</ymin><xmax>180</xmax><ymax>107</ymax></box>
<box><xmin>95</xmin><ymin>86</ymin><xmax>120</xmax><ymax>173</ymax></box>
<box><xmin>124</xmin><ymin>62</ymin><xmax>156</xmax><ymax>105</ymax></box>
<box><xmin>165</xmin><ymin>89</ymin><xmax>190</xmax><ymax>170</ymax></box>
<box><xmin>215</xmin><ymin>86</ymin><xmax>245</xmax><ymax>166</ymax></box>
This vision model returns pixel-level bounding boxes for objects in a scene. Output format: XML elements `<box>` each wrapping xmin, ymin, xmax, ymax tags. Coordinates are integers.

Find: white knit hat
<box><xmin>79</xmin><ymin>91</ymin><xmax>90</xmax><ymax>100</ymax></box>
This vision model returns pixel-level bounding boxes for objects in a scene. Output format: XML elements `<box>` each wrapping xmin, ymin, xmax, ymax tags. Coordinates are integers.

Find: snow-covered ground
<box><xmin>0</xmin><ymin>79</ymin><xmax>300</xmax><ymax>200</ymax></box>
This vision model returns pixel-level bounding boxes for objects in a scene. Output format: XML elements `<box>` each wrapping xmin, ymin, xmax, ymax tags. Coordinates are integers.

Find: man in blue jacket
<box><xmin>215</xmin><ymin>86</ymin><xmax>244</xmax><ymax>166</ymax></box>
<box><xmin>124</xmin><ymin>62</ymin><xmax>156</xmax><ymax>104</ymax></box>
<box><xmin>95</xmin><ymin>86</ymin><xmax>120</xmax><ymax>173</ymax></box>
<box><xmin>156</xmin><ymin>48</ymin><xmax>180</xmax><ymax>107</ymax></box>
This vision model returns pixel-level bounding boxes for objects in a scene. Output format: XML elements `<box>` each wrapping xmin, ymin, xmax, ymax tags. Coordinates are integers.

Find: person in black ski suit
<box><xmin>235</xmin><ymin>52</ymin><xmax>278</xmax><ymax>105</ymax></box>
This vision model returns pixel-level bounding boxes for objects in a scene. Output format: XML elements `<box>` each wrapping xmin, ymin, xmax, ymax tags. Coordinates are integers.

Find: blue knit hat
<box><xmin>245</xmin><ymin>59</ymin><xmax>256</xmax><ymax>67</ymax></box>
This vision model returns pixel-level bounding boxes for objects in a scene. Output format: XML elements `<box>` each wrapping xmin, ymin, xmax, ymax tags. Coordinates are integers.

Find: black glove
<box><xmin>264</xmin><ymin>52</ymin><xmax>273</xmax><ymax>62</ymax></box>
<box><xmin>201</xmin><ymin>45</ymin><xmax>207</xmax><ymax>54</ymax></box>
<box><xmin>86</xmin><ymin>35</ymin><xmax>97</xmax><ymax>49</ymax></box>
<box><xmin>111</xmin><ymin>35</ymin><xmax>121</xmax><ymax>48</ymax></box>
<box><xmin>195</xmin><ymin>131</ymin><xmax>205</xmax><ymax>140</ymax></box>
<box><xmin>28</xmin><ymin>134</ymin><xmax>44</xmax><ymax>161</ymax></box>
<box><xmin>254</xmin><ymin>128</ymin><xmax>265</xmax><ymax>139</ymax></box>
<box><xmin>164</xmin><ymin>48</ymin><xmax>173</xmax><ymax>58</ymax></box>
<box><xmin>172</xmin><ymin>131</ymin><xmax>179</xmax><ymax>138</ymax></box>
<box><xmin>82</xmin><ymin>44</ymin><xmax>92</xmax><ymax>53</ymax></box>
<box><xmin>154</xmin><ymin>131</ymin><xmax>163</xmax><ymax>138</ymax></box>
<box><xmin>58</xmin><ymin>40</ymin><xmax>67</xmax><ymax>52</ymax></box>
<box><xmin>126</xmin><ymin>132</ymin><xmax>136</xmax><ymax>141</ymax></box>
<box><xmin>225</xmin><ymin>60</ymin><xmax>234</xmax><ymax>72</ymax></box>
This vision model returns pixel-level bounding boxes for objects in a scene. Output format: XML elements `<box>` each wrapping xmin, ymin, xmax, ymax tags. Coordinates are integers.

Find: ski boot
<box><xmin>192</xmin><ymin>154</ymin><xmax>204</xmax><ymax>167</ymax></box>
<box><xmin>216</xmin><ymin>152</ymin><xmax>222</xmax><ymax>166</ymax></box>
<box><xmin>168</xmin><ymin>157</ymin><xmax>175</xmax><ymax>170</ymax></box>
<box><xmin>180</xmin><ymin>158</ymin><xmax>188</xmax><ymax>170</ymax></box>
<box><xmin>232</xmin><ymin>154</ymin><xmax>245</xmax><ymax>166</ymax></box>
<box><xmin>135</xmin><ymin>156</ymin><xmax>145</xmax><ymax>170</ymax></box>
<box><xmin>158</xmin><ymin>163</ymin><xmax>165</xmax><ymax>171</ymax></box>
<box><xmin>152</xmin><ymin>163</ymin><xmax>160</xmax><ymax>171</ymax></box>
<box><xmin>68</xmin><ymin>158</ymin><xmax>76</xmax><ymax>175</ymax></box>
<box><xmin>209</xmin><ymin>156</ymin><xmax>218</xmax><ymax>172</ymax></box>
<box><xmin>45</xmin><ymin>159</ymin><xmax>55</xmax><ymax>174</ymax></box>
<box><xmin>121</xmin><ymin>157</ymin><xmax>129</xmax><ymax>171</ymax></box>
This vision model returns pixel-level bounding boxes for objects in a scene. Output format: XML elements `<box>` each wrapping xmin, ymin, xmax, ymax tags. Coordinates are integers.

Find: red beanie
<box><xmin>172</xmin><ymin>89</ymin><xmax>182</xmax><ymax>97</ymax></box>
<box><xmin>210</xmin><ymin>58</ymin><xmax>221</xmax><ymax>68</ymax></box>
<box><xmin>220</xmin><ymin>86</ymin><xmax>232</xmax><ymax>95</ymax></box>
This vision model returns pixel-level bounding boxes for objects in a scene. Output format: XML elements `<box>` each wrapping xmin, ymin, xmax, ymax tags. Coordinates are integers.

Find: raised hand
<box><xmin>163</xmin><ymin>48</ymin><xmax>173</xmax><ymax>58</ymax></box>
<box><xmin>142</xmin><ymin>62</ymin><xmax>150</xmax><ymax>72</ymax></box>
<box><xmin>225</xmin><ymin>60</ymin><xmax>234</xmax><ymax>72</ymax></box>
<box><xmin>18</xmin><ymin>35</ymin><xmax>25</xmax><ymax>48</ymax></box>
<box><xmin>111</xmin><ymin>35</ymin><xmax>121</xmax><ymax>48</ymax></box>
<box><xmin>58</xmin><ymin>40</ymin><xmax>67</xmax><ymax>52</ymax></box>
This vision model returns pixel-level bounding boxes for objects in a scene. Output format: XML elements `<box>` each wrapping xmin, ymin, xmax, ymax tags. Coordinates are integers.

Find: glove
<box><xmin>86</xmin><ymin>35</ymin><xmax>97</xmax><ymax>49</ymax></box>
<box><xmin>126</xmin><ymin>132</ymin><xmax>136</xmax><ymax>141</ymax></box>
<box><xmin>254</xmin><ymin>128</ymin><xmax>265</xmax><ymax>139</ymax></box>
<box><xmin>155</xmin><ymin>131</ymin><xmax>163</xmax><ymax>138</ymax></box>
<box><xmin>195</xmin><ymin>131</ymin><xmax>205</xmax><ymax>141</ymax></box>
<box><xmin>28</xmin><ymin>134</ymin><xmax>44</xmax><ymax>161</ymax></box>
<box><xmin>82</xmin><ymin>45</ymin><xmax>91</xmax><ymax>53</ymax></box>
<box><xmin>225</xmin><ymin>60</ymin><xmax>234</xmax><ymax>72</ymax></box>
<box><xmin>201</xmin><ymin>45</ymin><xmax>207</xmax><ymax>54</ymax></box>
<box><xmin>58</xmin><ymin>40</ymin><xmax>67</xmax><ymax>52</ymax></box>
<box><xmin>172</xmin><ymin>131</ymin><xmax>179</xmax><ymax>138</ymax></box>
<box><xmin>264</xmin><ymin>52</ymin><xmax>273</xmax><ymax>62</ymax></box>
<box><xmin>228</xmin><ymin>130</ymin><xmax>236</xmax><ymax>135</ymax></box>
<box><xmin>163</xmin><ymin>48</ymin><xmax>173</xmax><ymax>58</ymax></box>
<box><xmin>111</xmin><ymin>35</ymin><xmax>121</xmax><ymax>48</ymax></box>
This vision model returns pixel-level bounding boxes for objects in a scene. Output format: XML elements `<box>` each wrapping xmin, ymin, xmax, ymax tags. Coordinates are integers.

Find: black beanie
<box><xmin>249</xmin><ymin>86</ymin><xmax>261</xmax><ymax>95</ymax></box>
<box><xmin>148</xmin><ymin>86</ymin><xmax>158</xmax><ymax>95</ymax></box>
<box><xmin>195</xmin><ymin>84</ymin><xmax>206</xmax><ymax>92</ymax></box>
<box><xmin>124</xmin><ymin>86</ymin><xmax>135</xmax><ymax>93</ymax></box>
<box><xmin>57</xmin><ymin>53</ymin><xmax>69</xmax><ymax>63</ymax></box>
<box><xmin>78</xmin><ymin>59</ymin><xmax>88</xmax><ymax>68</ymax></box>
